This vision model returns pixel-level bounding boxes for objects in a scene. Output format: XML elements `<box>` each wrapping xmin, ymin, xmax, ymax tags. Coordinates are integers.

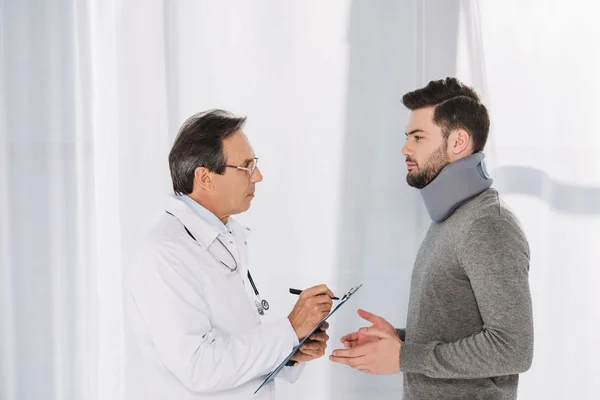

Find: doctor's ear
<box><xmin>194</xmin><ymin>167</ymin><xmax>214</xmax><ymax>191</ymax></box>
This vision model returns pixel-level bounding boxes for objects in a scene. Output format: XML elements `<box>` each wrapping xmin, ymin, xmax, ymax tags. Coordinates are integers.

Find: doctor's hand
<box><xmin>330</xmin><ymin>327</ymin><xmax>402</xmax><ymax>375</ymax></box>
<box><xmin>287</xmin><ymin>284</ymin><xmax>334</xmax><ymax>339</ymax></box>
<box><xmin>340</xmin><ymin>309</ymin><xmax>398</xmax><ymax>349</ymax></box>
<box><xmin>290</xmin><ymin>322</ymin><xmax>330</xmax><ymax>363</ymax></box>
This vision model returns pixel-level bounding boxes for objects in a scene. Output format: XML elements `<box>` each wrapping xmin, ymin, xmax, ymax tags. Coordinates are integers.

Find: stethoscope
<box><xmin>166</xmin><ymin>211</ymin><xmax>270</xmax><ymax>315</ymax></box>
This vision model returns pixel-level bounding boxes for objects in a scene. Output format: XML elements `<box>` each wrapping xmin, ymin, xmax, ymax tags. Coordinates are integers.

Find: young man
<box><xmin>330</xmin><ymin>78</ymin><xmax>534</xmax><ymax>400</ymax></box>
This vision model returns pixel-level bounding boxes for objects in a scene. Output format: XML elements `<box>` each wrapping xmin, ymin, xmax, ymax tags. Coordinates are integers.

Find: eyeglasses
<box><xmin>224</xmin><ymin>157</ymin><xmax>259</xmax><ymax>176</ymax></box>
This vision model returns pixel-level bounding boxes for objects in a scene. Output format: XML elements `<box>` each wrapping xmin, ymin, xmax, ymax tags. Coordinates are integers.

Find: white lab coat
<box><xmin>124</xmin><ymin>196</ymin><xmax>304</xmax><ymax>400</ymax></box>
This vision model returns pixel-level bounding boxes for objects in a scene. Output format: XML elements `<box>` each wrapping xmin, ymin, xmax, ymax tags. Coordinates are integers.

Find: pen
<box><xmin>289</xmin><ymin>288</ymin><xmax>339</xmax><ymax>300</ymax></box>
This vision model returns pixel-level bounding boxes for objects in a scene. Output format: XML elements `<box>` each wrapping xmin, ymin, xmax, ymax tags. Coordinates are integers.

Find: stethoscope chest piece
<box><xmin>255</xmin><ymin>297</ymin><xmax>270</xmax><ymax>315</ymax></box>
<box><xmin>261</xmin><ymin>299</ymin><xmax>269</xmax><ymax>311</ymax></box>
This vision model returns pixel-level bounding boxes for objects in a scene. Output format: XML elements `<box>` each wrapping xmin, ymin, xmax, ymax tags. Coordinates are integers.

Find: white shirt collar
<box><xmin>165</xmin><ymin>196</ymin><xmax>252</xmax><ymax>251</ymax></box>
<box><xmin>177</xmin><ymin>195</ymin><xmax>229</xmax><ymax>235</ymax></box>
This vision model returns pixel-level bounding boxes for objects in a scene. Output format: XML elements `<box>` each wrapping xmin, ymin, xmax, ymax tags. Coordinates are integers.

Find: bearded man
<box><xmin>330</xmin><ymin>78</ymin><xmax>534</xmax><ymax>400</ymax></box>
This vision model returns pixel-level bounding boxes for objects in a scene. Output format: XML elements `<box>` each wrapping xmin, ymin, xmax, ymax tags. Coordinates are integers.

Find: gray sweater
<box><xmin>399</xmin><ymin>188</ymin><xmax>534</xmax><ymax>400</ymax></box>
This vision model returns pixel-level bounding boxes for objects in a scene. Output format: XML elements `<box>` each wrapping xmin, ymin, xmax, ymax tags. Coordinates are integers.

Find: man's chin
<box><xmin>240</xmin><ymin>198</ymin><xmax>253</xmax><ymax>212</ymax></box>
<box><xmin>406</xmin><ymin>174</ymin><xmax>429</xmax><ymax>189</ymax></box>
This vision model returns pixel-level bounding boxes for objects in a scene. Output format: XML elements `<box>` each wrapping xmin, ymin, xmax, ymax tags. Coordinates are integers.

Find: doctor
<box><xmin>124</xmin><ymin>109</ymin><xmax>333</xmax><ymax>400</ymax></box>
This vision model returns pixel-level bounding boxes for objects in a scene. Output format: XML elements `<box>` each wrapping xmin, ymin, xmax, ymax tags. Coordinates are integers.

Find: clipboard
<box><xmin>254</xmin><ymin>284</ymin><xmax>363</xmax><ymax>394</ymax></box>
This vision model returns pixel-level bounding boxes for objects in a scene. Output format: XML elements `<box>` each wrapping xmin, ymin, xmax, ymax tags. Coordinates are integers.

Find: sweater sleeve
<box><xmin>400</xmin><ymin>215</ymin><xmax>534</xmax><ymax>379</ymax></box>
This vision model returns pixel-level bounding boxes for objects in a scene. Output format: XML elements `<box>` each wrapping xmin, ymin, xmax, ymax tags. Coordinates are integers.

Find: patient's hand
<box><xmin>340</xmin><ymin>309</ymin><xmax>397</xmax><ymax>349</ymax></box>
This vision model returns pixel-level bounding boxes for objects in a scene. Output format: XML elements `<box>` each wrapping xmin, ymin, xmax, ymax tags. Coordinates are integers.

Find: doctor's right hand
<box><xmin>287</xmin><ymin>284</ymin><xmax>334</xmax><ymax>339</ymax></box>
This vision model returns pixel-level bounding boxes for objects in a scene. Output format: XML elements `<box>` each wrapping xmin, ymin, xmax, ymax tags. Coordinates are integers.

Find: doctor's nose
<box><xmin>251</xmin><ymin>166</ymin><xmax>263</xmax><ymax>183</ymax></box>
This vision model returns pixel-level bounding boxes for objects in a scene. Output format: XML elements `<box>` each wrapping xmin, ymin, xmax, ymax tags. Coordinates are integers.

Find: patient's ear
<box><xmin>448</xmin><ymin>129</ymin><xmax>471</xmax><ymax>156</ymax></box>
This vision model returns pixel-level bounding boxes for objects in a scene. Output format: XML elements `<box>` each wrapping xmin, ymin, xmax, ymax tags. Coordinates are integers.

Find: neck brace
<box><xmin>419</xmin><ymin>152</ymin><xmax>493</xmax><ymax>223</ymax></box>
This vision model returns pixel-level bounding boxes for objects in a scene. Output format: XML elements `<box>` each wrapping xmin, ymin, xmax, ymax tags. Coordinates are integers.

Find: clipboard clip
<box><xmin>341</xmin><ymin>284</ymin><xmax>362</xmax><ymax>301</ymax></box>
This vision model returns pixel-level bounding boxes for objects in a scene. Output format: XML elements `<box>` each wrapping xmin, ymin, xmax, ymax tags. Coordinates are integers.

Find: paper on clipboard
<box><xmin>254</xmin><ymin>284</ymin><xmax>363</xmax><ymax>394</ymax></box>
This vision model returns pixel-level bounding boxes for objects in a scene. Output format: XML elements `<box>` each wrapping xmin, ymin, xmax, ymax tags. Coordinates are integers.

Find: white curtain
<box><xmin>0</xmin><ymin>1</ymin><xmax>98</xmax><ymax>399</ymax></box>
<box><xmin>456</xmin><ymin>1</ymin><xmax>600</xmax><ymax>399</ymax></box>
<box><xmin>1</xmin><ymin>1</ymin><xmax>598</xmax><ymax>399</ymax></box>
<box><xmin>1</xmin><ymin>0</ymin><xmax>172</xmax><ymax>399</ymax></box>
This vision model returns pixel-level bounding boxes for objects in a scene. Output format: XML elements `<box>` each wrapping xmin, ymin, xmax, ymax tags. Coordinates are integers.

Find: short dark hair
<box><xmin>402</xmin><ymin>77</ymin><xmax>490</xmax><ymax>152</ymax></box>
<box><xmin>169</xmin><ymin>109</ymin><xmax>247</xmax><ymax>194</ymax></box>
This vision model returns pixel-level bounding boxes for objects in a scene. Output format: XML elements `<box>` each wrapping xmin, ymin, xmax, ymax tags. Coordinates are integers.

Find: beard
<box><xmin>406</xmin><ymin>140</ymin><xmax>450</xmax><ymax>189</ymax></box>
